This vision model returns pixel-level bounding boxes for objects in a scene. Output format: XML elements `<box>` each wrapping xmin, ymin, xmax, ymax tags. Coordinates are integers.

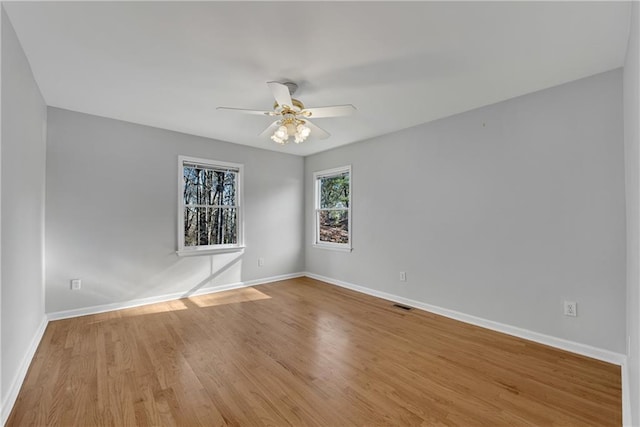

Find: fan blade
<box><xmin>217</xmin><ymin>107</ymin><xmax>274</xmax><ymax>116</ymax></box>
<box><xmin>267</xmin><ymin>81</ymin><xmax>293</xmax><ymax>108</ymax></box>
<box><xmin>259</xmin><ymin>121</ymin><xmax>281</xmax><ymax>137</ymax></box>
<box><xmin>305</xmin><ymin>119</ymin><xmax>330</xmax><ymax>139</ymax></box>
<box><xmin>302</xmin><ymin>104</ymin><xmax>356</xmax><ymax>118</ymax></box>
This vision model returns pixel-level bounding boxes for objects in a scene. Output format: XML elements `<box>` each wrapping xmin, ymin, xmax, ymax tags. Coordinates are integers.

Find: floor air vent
<box><xmin>393</xmin><ymin>303</ymin><xmax>412</xmax><ymax>311</ymax></box>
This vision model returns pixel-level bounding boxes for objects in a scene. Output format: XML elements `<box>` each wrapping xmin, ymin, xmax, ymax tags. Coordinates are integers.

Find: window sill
<box><xmin>176</xmin><ymin>246</ymin><xmax>245</xmax><ymax>257</ymax></box>
<box><xmin>312</xmin><ymin>243</ymin><xmax>353</xmax><ymax>253</ymax></box>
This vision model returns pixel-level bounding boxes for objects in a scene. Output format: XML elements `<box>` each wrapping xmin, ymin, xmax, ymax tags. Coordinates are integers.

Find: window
<box><xmin>314</xmin><ymin>165</ymin><xmax>351</xmax><ymax>251</ymax></box>
<box><xmin>177</xmin><ymin>156</ymin><xmax>243</xmax><ymax>256</ymax></box>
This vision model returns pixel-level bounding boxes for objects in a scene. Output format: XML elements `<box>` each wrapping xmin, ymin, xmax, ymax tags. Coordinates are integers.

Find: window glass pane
<box><xmin>222</xmin><ymin>172</ymin><xmax>237</xmax><ymax>206</ymax></box>
<box><xmin>183</xmin><ymin>206</ymin><xmax>212</xmax><ymax>246</ymax></box>
<box><xmin>184</xmin><ymin>167</ymin><xmax>237</xmax><ymax>207</ymax></box>
<box><xmin>183</xmin><ymin>167</ymin><xmax>199</xmax><ymax>205</ymax></box>
<box><xmin>210</xmin><ymin>170</ymin><xmax>237</xmax><ymax>206</ymax></box>
<box><xmin>318</xmin><ymin>210</ymin><xmax>349</xmax><ymax>244</ymax></box>
<box><xmin>184</xmin><ymin>207</ymin><xmax>199</xmax><ymax>246</ymax></box>
<box><xmin>207</xmin><ymin>208</ymin><xmax>238</xmax><ymax>245</ymax></box>
<box><xmin>208</xmin><ymin>171</ymin><xmax>222</xmax><ymax>206</ymax></box>
<box><xmin>320</xmin><ymin>173</ymin><xmax>349</xmax><ymax>209</ymax></box>
<box><xmin>196</xmin><ymin>207</ymin><xmax>210</xmax><ymax>246</ymax></box>
<box><xmin>198</xmin><ymin>169</ymin><xmax>214</xmax><ymax>205</ymax></box>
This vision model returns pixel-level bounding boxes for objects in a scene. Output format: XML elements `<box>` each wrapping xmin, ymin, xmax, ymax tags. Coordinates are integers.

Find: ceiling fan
<box><xmin>217</xmin><ymin>82</ymin><xmax>356</xmax><ymax>144</ymax></box>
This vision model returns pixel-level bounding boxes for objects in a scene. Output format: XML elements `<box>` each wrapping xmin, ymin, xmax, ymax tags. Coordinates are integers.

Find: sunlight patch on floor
<box><xmin>87</xmin><ymin>299</ymin><xmax>191</xmax><ymax>323</ymax></box>
<box><xmin>189</xmin><ymin>287</ymin><xmax>271</xmax><ymax>308</ymax></box>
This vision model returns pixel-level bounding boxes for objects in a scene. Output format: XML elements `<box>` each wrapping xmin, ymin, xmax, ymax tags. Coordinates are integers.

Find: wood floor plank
<box><xmin>7</xmin><ymin>277</ymin><xmax>622</xmax><ymax>426</ymax></box>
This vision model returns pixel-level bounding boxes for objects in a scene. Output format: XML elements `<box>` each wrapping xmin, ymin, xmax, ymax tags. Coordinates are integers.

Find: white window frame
<box><xmin>177</xmin><ymin>155</ymin><xmax>244</xmax><ymax>256</ymax></box>
<box><xmin>313</xmin><ymin>165</ymin><xmax>352</xmax><ymax>252</ymax></box>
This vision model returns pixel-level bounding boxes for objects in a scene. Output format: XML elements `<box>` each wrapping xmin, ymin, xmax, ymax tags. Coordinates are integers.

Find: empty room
<box><xmin>1</xmin><ymin>1</ymin><xmax>640</xmax><ymax>426</ymax></box>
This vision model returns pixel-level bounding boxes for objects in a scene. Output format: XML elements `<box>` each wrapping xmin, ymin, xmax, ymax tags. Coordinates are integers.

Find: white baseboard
<box><xmin>304</xmin><ymin>272</ymin><xmax>627</xmax><ymax>366</ymax></box>
<box><xmin>622</xmin><ymin>361</ymin><xmax>632</xmax><ymax>426</ymax></box>
<box><xmin>47</xmin><ymin>272</ymin><xmax>305</xmax><ymax>321</ymax></box>
<box><xmin>305</xmin><ymin>272</ymin><xmax>632</xmax><ymax>424</ymax></box>
<box><xmin>1</xmin><ymin>316</ymin><xmax>48</xmax><ymax>426</ymax></box>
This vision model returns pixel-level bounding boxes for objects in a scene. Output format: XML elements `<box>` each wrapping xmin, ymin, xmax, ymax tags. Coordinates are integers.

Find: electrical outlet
<box><xmin>258</xmin><ymin>258</ymin><xmax>264</xmax><ymax>267</ymax></box>
<box><xmin>70</xmin><ymin>279</ymin><xmax>82</xmax><ymax>290</ymax></box>
<box><xmin>399</xmin><ymin>271</ymin><xmax>407</xmax><ymax>282</ymax></box>
<box><xmin>563</xmin><ymin>301</ymin><xmax>577</xmax><ymax>317</ymax></box>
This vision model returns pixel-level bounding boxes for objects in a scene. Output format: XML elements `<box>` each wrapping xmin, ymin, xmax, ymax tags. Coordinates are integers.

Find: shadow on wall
<box><xmin>135</xmin><ymin>251</ymin><xmax>245</xmax><ymax>299</ymax></box>
<box><xmin>56</xmin><ymin>251</ymin><xmax>245</xmax><ymax>311</ymax></box>
<box><xmin>181</xmin><ymin>253</ymin><xmax>243</xmax><ymax>298</ymax></box>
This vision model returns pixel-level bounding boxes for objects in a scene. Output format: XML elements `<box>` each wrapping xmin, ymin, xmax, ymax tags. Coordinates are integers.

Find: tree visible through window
<box><xmin>178</xmin><ymin>157</ymin><xmax>243</xmax><ymax>254</ymax></box>
<box><xmin>314</xmin><ymin>166</ymin><xmax>351</xmax><ymax>249</ymax></box>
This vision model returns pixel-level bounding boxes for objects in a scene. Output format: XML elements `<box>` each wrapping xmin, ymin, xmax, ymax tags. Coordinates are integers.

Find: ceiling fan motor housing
<box><xmin>274</xmin><ymin>98</ymin><xmax>305</xmax><ymax>112</ymax></box>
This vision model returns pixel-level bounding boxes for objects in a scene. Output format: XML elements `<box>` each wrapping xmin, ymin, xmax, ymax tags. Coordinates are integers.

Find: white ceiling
<box><xmin>3</xmin><ymin>1</ymin><xmax>632</xmax><ymax>156</ymax></box>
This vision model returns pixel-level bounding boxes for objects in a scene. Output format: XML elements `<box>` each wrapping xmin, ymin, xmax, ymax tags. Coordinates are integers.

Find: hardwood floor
<box><xmin>7</xmin><ymin>277</ymin><xmax>621</xmax><ymax>426</ymax></box>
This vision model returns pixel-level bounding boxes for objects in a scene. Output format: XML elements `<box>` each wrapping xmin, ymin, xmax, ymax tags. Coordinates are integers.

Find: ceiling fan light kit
<box><xmin>217</xmin><ymin>81</ymin><xmax>356</xmax><ymax>146</ymax></box>
<box><xmin>271</xmin><ymin>114</ymin><xmax>312</xmax><ymax>145</ymax></box>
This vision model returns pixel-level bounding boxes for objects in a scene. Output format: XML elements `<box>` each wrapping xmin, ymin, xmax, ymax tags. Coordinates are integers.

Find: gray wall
<box><xmin>624</xmin><ymin>1</ymin><xmax>640</xmax><ymax>424</ymax></box>
<box><xmin>305</xmin><ymin>69</ymin><xmax>626</xmax><ymax>353</ymax></box>
<box><xmin>0</xmin><ymin>5</ymin><xmax>47</xmax><ymax>412</ymax></box>
<box><xmin>45</xmin><ymin>108</ymin><xmax>304</xmax><ymax>313</ymax></box>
